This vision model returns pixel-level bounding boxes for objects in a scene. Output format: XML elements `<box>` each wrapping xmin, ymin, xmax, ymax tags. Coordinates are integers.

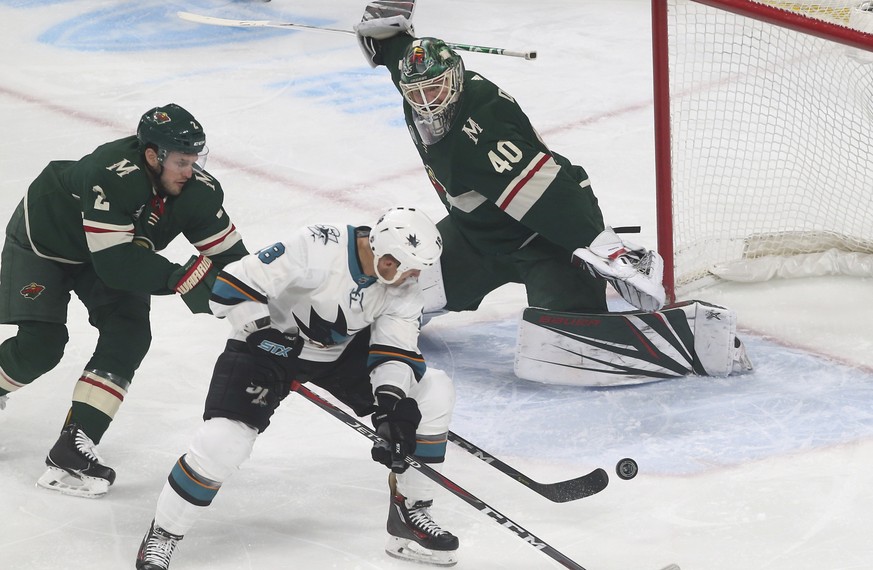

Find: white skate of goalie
<box><xmin>572</xmin><ymin>227</ymin><xmax>666</xmax><ymax>312</ymax></box>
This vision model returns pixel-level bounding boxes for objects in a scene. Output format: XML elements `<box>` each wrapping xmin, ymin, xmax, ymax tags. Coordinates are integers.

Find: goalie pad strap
<box><xmin>514</xmin><ymin>301</ymin><xmax>748</xmax><ymax>387</ymax></box>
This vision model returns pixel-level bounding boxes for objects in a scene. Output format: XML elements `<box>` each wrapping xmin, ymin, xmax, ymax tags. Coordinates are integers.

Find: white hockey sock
<box><xmin>395</xmin><ymin>463</ymin><xmax>442</xmax><ymax>505</ymax></box>
<box><xmin>155</xmin><ymin>479</ymin><xmax>209</xmax><ymax>537</ymax></box>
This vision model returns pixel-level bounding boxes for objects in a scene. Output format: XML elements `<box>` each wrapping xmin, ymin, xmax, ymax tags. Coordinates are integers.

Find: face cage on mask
<box><xmin>400</xmin><ymin>68</ymin><xmax>460</xmax><ymax>124</ymax></box>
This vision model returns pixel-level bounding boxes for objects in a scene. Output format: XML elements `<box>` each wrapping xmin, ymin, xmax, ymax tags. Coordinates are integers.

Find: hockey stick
<box><xmin>177</xmin><ymin>11</ymin><xmax>538</xmax><ymax>60</ymax></box>
<box><xmin>447</xmin><ymin>431</ymin><xmax>609</xmax><ymax>503</ymax></box>
<box><xmin>290</xmin><ymin>381</ymin><xmax>589</xmax><ymax>570</ymax></box>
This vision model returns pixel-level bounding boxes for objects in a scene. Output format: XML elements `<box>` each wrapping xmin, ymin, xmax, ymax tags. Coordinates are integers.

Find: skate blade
<box><xmin>385</xmin><ymin>536</ymin><xmax>458</xmax><ymax>567</ymax></box>
<box><xmin>36</xmin><ymin>466</ymin><xmax>110</xmax><ymax>498</ymax></box>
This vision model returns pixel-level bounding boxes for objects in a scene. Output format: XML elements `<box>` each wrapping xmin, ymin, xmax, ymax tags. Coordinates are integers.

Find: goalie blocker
<box><xmin>515</xmin><ymin>301</ymin><xmax>753</xmax><ymax>387</ymax></box>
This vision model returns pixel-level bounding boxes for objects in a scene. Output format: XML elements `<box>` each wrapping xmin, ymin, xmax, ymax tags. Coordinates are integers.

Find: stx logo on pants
<box><xmin>19</xmin><ymin>282</ymin><xmax>45</xmax><ymax>300</ymax></box>
<box><xmin>256</xmin><ymin>340</ymin><xmax>294</xmax><ymax>357</ymax></box>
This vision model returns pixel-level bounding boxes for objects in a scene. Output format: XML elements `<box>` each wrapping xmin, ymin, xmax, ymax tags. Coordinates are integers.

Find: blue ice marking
<box><xmin>38</xmin><ymin>5</ymin><xmax>330</xmax><ymax>51</ymax></box>
<box><xmin>267</xmin><ymin>70</ymin><xmax>406</xmax><ymax>126</ymax></box>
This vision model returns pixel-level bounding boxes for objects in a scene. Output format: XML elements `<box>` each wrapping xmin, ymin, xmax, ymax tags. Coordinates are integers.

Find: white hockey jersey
<box><xmin>209</xmin><ymin>223</ymin><xmax>428</xmax><ymax>393</ymax></box>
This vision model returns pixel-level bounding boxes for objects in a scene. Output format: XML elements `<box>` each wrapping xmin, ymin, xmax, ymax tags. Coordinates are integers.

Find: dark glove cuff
<box><xmin>390</xmin><ymin>397</ymin><xmax>422</xmax><ymax>427</ymax></box>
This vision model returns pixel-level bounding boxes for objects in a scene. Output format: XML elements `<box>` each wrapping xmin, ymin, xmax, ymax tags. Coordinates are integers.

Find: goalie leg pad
<box><xmin>514</xmin><ymin>301</ymin><xmax>752</xmax><ymax>386</ymax></box>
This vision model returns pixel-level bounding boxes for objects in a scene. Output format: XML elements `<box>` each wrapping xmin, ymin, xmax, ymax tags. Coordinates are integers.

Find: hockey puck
<box><xmin>616</xmin><ymin>458</ymin><xmax>638</xmax><ymax>480</ymax></box>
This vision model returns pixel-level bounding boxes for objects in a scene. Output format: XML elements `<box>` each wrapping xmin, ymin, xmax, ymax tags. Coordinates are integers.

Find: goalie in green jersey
<box><xmin>355</xmin><ymin>1</ymin><xmax>666</xmax><ymax>318</ymax></box>
<box><xmin>352</xmin><ymin>2</ymin><xmax>757</xmax><ymax>386</ymax></box>
<box><xmin>0</xmin><ymin>103</ymin><xmax>248</xmax><ymax>498</ymax></box>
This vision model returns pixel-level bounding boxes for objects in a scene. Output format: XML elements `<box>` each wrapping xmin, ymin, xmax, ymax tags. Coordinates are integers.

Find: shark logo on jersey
<box><xmin>294</xmin><ymin>305</ymin><xmax>351</xmax><ymax>347</ymax></box>
<box><xmin>308</xmin><ymin>224</ymin><xmax>340</xmax><ymax>245</ymax></box>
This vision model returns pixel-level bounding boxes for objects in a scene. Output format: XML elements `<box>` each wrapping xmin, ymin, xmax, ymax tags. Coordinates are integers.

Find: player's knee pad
<box><xmin>0</xmin><ymin>321</ymin><xmax>68</xmax><ymax>381</ymax></box>
<box><xmin>185</xmin><ymin>417</ymin><xmax>258</xmax><ymax>483</ymax></box>
<box><xmin>411</xmin><ymin>367</ymin><xmax>455</xmax><ymax>436</ymax></box>
<box><xmin>203</xmin><ymin>342</ymin><xmax>289</xmax><ymax>433</ymax></box>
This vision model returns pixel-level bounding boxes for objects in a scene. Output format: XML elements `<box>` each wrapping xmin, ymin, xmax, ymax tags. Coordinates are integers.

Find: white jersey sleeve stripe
<box><xmin>193</xmin><ymin>222</ymin><xmax>243</xmax><ymax>257</ymax></box>
<box><xmin>83</xmin><ymin>220</ymin><xmax>135</xmax><ymax>252</ymax></box>
<box><xmin>496</xmin><ymin>152</ymin><xmax>560</xmax><ymax>220</ymax></box>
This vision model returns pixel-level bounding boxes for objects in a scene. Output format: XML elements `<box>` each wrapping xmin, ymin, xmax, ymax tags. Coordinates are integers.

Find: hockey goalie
<box><xmin>354</xmin><ymin>0</ymin><xmax>752</xmax><ymax>387</ymax></box>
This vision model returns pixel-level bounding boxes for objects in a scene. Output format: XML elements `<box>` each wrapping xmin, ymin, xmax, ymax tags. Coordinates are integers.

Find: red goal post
<box><xmin>652</xmin><ymin>0</ymin><xmax>873</xmax><ymax>302</ymax></box>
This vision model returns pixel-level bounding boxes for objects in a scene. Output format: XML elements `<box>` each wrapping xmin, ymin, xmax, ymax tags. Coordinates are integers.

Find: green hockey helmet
<box><xmin>137</xmin><ymin>104</ymin><xmax>207</xmax><ymax>161</ymax></box>
<box><xmin>399</xmin><ymin>38</ymin><xmax>464</xmax><ymax>142</ymax></box>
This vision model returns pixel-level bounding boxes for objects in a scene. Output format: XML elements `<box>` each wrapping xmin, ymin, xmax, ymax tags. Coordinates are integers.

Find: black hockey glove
<box><xmin>245</xmin><ymin>327</ymin><xmax>303</xmax><ymax>380</ymax></box>
<box><xmin>371</xmin><ymin>396</ymin><xmax>421</xmax><ymax>473</ymax></box>
<box><xmin>168</xmin><ymin>255</ymin><xmax>217</xmax><ymax>314</ymax></box>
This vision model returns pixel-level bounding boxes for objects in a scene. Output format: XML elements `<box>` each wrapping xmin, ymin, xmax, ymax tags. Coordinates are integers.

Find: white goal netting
<box><xmin>660</xmin><ymin>0</ymin><xmax>873</xmax><ymax>295</ymax></box>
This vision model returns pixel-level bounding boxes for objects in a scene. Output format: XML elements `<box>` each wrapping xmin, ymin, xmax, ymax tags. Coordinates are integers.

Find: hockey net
<box><xmin>653</xmin><ymin>0</ymin><xmax>873</xmax><ymax>299</ymax></box>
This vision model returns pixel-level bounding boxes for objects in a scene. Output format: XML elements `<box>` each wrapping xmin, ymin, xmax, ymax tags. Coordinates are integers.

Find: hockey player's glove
<box><xmin>245</xmin><ymin>327</ymin><xmax>303</xmax><ymax>381</ymax></box>
<box><xmin>371</xmin><ymin>395</ymin><xmax>421</xmax><ymax>473</ymax></box>
<box><xmin>572</xmin><ymin>227</ymin><xmax>666</xmax><ymax>312</ymax></box>
<box><xmin>168</xmin><ymin>255</ymin><xmax>216</xmax><ymax>314</ymax></box>
<box><xmin>354</xmin><ymin>0</ymin><xmax>416</xmax><ymax>67</ymax></box>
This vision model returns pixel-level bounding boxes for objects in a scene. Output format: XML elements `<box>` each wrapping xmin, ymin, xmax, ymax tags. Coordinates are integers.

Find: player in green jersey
<box><xmin>354</xmin><ymin>1</ymin><xmax>666</xmax><ymax>317</ymax></box>
<box><xmin>0</xmin><ymin>103</ymin><xmax>249</xmax><ymax>498</ymax></box>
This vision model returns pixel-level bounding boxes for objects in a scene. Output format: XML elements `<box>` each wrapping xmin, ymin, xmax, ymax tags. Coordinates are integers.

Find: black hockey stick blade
<box><xmin>448</xmin><ymin>431</ymin><xmax>608</xmax><ymax>502</ymax></box>
<box><xmin>290</xmin><ymin>381</ymin><xmax>590</xmax><ymax>570</ymax></box>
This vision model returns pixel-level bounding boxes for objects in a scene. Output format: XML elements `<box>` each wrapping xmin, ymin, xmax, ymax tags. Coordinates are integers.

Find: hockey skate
<box><xmin>36</xmin><ymin>423</ymin><xmax>116</xmax><ymax>498</ymax></box>
<box><xmin>386</xmin><ymin>490</ymin><xmax>459</xmax><ymax>566</ymax></box>
<box><xmin>136</xmin><ymin>519</ymin><xmax>183</xmax><ymax>570</ymax></box>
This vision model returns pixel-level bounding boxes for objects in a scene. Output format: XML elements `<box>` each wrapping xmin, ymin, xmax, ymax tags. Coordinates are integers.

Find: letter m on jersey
<box><xmin>105</xmin><ymin>159</ymin><xmax>140</xmax><ymax>178</ymax></box>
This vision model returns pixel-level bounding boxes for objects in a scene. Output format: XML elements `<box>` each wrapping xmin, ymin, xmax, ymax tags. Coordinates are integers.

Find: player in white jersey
<box><xmin>136</xmin><ymin>208</ymin><xmax>460</xmax><ymax>569</ymax></box>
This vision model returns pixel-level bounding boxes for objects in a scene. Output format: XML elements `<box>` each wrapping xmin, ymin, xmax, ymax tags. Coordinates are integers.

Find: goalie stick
<box><xmin>176</xmin><ymin>11</ymin><xmax>538</xmax><ymax>60</ymax></box>
<box><xmin>290</xmin><ymin>381</ymin><xmax>589</xmax><ymax>570</ymax></box>
<box><xmin>447</xmin><ymin>431</ymin><xmax>609</xmax><ymax>503</ymax></box>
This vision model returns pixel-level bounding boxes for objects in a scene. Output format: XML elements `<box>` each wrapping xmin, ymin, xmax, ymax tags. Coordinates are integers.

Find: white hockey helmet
<box><xmin>370</xmin><ymin>207</ymin><xmax>443</xmax><ymax>285</ymax></box>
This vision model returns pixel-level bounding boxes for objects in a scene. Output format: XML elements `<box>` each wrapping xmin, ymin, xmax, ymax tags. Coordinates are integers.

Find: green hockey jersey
<box><xmin>381</xmin><ymin>36</ymin><xmax>605</xmax><ymax>256</ymax></box>
<box><xmin>22</xmin><ymin>136</ymin><xmax>247</xmax><ymax>293</ymax></box>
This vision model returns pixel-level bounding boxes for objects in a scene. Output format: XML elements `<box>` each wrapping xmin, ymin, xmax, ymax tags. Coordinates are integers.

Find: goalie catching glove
<box><xmin>371</xmin><ymin>391</ymin><xmax>421</xmax><ymax>473</ymax></box>
<box><xmin>354</xmin><ymin>0</ymin><xmax>416</xmax><ymax>67</ymax></box>
<box><xmin>572</xmin><ymin>227</ymin><xmax>666</xmax><ymax>312</ymax></box>
<box><xmin>168</xmin><ymin>254</ymin><xmax>216</xmax><ymax>314</ymax></box>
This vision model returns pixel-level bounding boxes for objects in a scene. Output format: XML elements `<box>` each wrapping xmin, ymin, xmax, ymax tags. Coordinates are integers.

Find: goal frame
<box><xmin>651</xmin><ymin>0</ymin><xmax>873</xmax><ymax>302</ymax></box>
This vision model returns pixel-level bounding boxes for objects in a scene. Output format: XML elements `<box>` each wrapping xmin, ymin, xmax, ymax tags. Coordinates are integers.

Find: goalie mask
<box><xmin>137</xmin><ymin>103</ymin><xmax>208</xmax><ymax>167</ymax></box>
<box><xmin>399</xmin><ymin>38</ymin><xmax>465</xmax><ymax>145</ymax></box>
<box><xmin>370</xmin><ymin>207</ymin><xmax>443</xmax><ymax>285</ymax></box>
